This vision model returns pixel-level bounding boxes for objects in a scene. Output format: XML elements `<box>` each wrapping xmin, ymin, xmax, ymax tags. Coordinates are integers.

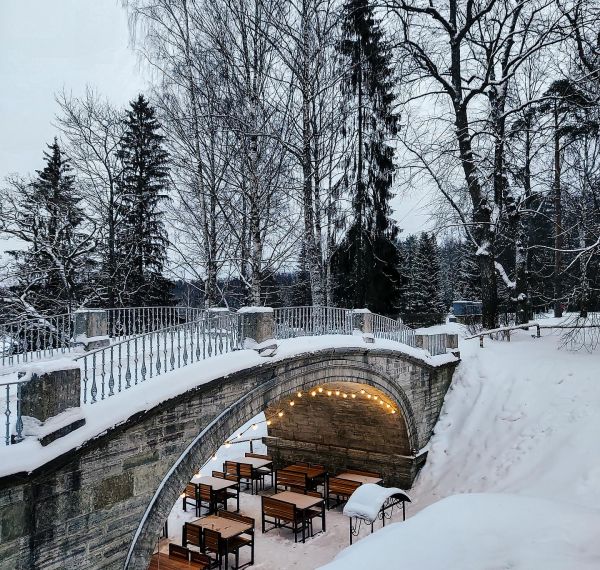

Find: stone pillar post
<box><xmin>352</xmin><ymin>309</ymin><xmax>374</xmax><ymax>343</ymax></box>
<box><xmin>237</xmin><ymin>307</ymin><xmax>277</xmax><ymax>356</ymax></box>
<box><xmin>72</xmin><ymin>309</ymin><xmax>110</xmax><ymax>351</ymax></box>
<box><xmin>18</xmin><ymin>364</ymin><xmax>85</xmax><ymax>446</ymax></box>
<box><xmin>446</xmin><ymin>333</ymin><xmax>460</xmax><ymax>357</ymax></box>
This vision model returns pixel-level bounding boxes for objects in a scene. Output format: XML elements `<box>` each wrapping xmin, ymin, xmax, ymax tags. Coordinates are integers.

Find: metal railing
<box><xmin>77</xmin><ymin>311</ymin><xmax>239</xmax><ymax>405</ymax></box>
<box><xmin>372</xmin><ymin>314</ymin><xmax>416</xmax><ymax>347</ymax></box>
<box><xmin>1</xmin><ymin>377</ymin><xmax>25</xmax><ymax>445</ymax></box>
<box><xmin>106</xmin><ymin>306</ymin><xmax>204</xmax><ymax>340</ymax></box>
<box><xmin>274</xmin><ymin>306</ymin><xmax>353</xmax><ymax>337</ymax></box>
<box><xmin>1</xmin><ymin>313</ymin><xmax>73</xmax><ymax>367</ymax></box>
<box><xmin>1</xmin><ymin>306</ymin><xmax>457</xmax><ymax>447</ymax></box>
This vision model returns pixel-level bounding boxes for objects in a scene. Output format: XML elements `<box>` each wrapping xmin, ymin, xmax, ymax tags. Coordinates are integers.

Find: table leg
<box><xmin>321</xmin><ymin>501</ymin><xmax>326</xmax><ymax>533</ymax></box>
<box><xmin>302</xmin><ymin>510</ymin><xmax>306</xmax><ymax>543</ymax></box>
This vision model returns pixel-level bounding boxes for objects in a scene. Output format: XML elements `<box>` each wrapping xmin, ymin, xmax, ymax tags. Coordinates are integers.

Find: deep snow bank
<box><xmin>322</xmin><ymin>325</ymin><xmax>600</xmax><ymax>569</ymax></box>
<box><xmin>321</xmin><ymin>493</ymin><xmax>600</xmax><ymax>570</ymax></box>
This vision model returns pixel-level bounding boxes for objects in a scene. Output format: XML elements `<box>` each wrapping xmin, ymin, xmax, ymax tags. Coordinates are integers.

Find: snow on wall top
<box><xmin>237</xmin><ymin>306</ymin><xmax>274</xmax><ymax>313</ymax></box>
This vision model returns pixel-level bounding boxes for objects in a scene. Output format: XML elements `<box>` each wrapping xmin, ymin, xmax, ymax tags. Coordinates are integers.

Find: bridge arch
<box><xmin>0</xmin><ymin>346</ymin><xmax>458</xmax><ymax>570</ymax></box>
<box><xmin>125</xmin><ymin>355</ymin><xmax>419</xmax><ymax>569</ymax></box>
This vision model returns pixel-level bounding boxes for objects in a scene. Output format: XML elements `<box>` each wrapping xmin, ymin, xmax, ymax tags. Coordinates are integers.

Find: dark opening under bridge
<box><xmin>0</xmin><ymin>306</ymin><xmax>459</xmax><ymax>570</ymax></box>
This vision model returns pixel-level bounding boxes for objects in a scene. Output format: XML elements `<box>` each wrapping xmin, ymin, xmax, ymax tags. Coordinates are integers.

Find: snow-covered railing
<box><xmin>1</xmin><ymin>376</ymin><xmax>26</xmax><ymax>445</ymax></box>
<box><xmin>273</xmin><ymin>306</ymin><xmax>353</xmax><ymax>337</ymax></box>
<box><xmin>1</xmin><ymin>306</ymin><xmax>443</xmax><ymax>446</ymax></box>
<box><xmin>0</xmin><ymin>313</ymin><xmax>73</xmax><ymax>367</ymax></box>
<box><xmin>371</xmin><ymin>314</ymin><xmax>416</xmax><ymax>347</ymax></box>
<box><xmin>106</xmin><ymin>306</ymin><xmax>204</xmax><ymax>340</ymax></box>
<box><xmin>76</xmin><ymin>311</ymin><xmax>239</xmax><ymax>404</ymax></box>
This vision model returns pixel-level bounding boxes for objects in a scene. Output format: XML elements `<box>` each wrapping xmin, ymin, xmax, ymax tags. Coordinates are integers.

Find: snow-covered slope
<box><xmin>321</xmin><ymin>325</ymin><xmax>600</xmax><ymax>569</ymax></box>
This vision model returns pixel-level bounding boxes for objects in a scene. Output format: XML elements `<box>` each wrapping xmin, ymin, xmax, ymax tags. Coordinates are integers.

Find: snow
<box><xmin>0</xmin><ymin>334</ymin><xmax>447</xmax><ymax>477</ymax></box>
<box><xmin>322</xmin><ymin>494</ymin><xmax>600</xmax><ymax>570</ymax></box>
<box><xmin>320</xmin><ymin>323</ymin><xmax>600</xmax><ymax>569</ymax></box>
<box><xmin>237</xmin><ymin>306</ymin><xmax>274</xmax><ymax>313</ymax></box>
<box><xmin>343</xmin><ymin>484</ymin><xmax>411</xmax><ymax>522</ymax></box>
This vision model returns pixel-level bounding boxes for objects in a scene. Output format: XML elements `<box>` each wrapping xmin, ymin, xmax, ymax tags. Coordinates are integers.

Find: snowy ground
<box><xmin>321</xmin><ymin>322</ymin><xmax>600</xmax><ymax>569</ymax></box>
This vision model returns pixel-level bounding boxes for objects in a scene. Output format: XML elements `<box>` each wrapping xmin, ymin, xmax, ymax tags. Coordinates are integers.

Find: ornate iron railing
<box><xmin>273</xmin><ymin>306</ymin><xmax>353</xmax><ymax>337</ymax></box>
<box><xmin>106</xmin><ymin>306</ymin><xmax>204</xmax><ymax>340</ymax></box>
<box><xmin>0</xmin><ymin>313</ymin><xmax>73</xmax><ymax>367</ymax></box>
<box><xmin>0</xmin><ymin>306</ymin><xmax>455</xmax><ymax>446</ymax></box>
<box><xmin>76</xmin><ymin>311</ymin><xmax>239</xmax><ymax>404</ymax></box>
<box><xmin>371</xmin><ymin>313</ymin><xmax>416</xmax><ymax>346</ymax></box>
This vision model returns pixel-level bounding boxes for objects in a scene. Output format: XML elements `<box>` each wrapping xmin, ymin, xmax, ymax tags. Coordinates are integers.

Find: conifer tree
<box><xmin>116</xmin><ymin>95</ymin><xmax>172</xmax><ymax>306</ymax></box>
<box><xmin>332</xmin><ymin>0</ymin><xmax>401</xmax><ymax>314</ymax></box>
<box><xmin>417</xmin><ymin>233</ymin><xmax>447</xmax><ymax>317</ymax></box>
<box><xmin>2</xmin><ymin>139</ymin><xmax>94</xmax><ymax>314</ymax></box>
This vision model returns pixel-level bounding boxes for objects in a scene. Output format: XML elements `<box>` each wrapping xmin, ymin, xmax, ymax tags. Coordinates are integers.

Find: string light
<box><xmin>360</xmin><ymin>389</ymin><xmax>365</xmax><ymax>394</ymax></box>
<box><xmin>311</xmin><ymin>390</ymin><xmax>317</xmax><ymax>396</ymax></box>
<box><xmin>289</xmin><ymin>400</ymin><xmax>295</xmax><ymax>406</ymax></box>
<box><xmin>368</xmin><ymin>394</ymin><xmax>372</xmax><ymax>399</ymax></box>
<box><xmin>335</xmin><ymin>390</ymin><xmax>340</xmax><ymax>396</ymax></box>
<box><xmin>225</xmin><ymin>441</ymin><xmax>231</xmax><ymax>448</ymax></box>
<box><xmin>278</xmin><ymin>411</ymin><xmax>284</xmax><ymax>417</ymax></box>
<box><xmin>297</xmin><ymin>392</ymin><xmax>302</xmax><ymax>398</ymax></box>
<box><xmin>318</xmin><ymin>387</ymin><xmax>323</xmax><ymax>393</ymax></box>
<box><xmin>343</xmin><ymin>393</ymin><xmax>348</xmax><ymax>398</ymax></box>
<box><xmin>351</xmin><ymin>394</ymin><xmax>356</xmax><ymax>399</ymax></box>
<box><xmin>252</xmin><ymin>423</ymin><xmax>258</xmax><ymax>430</ymax></box>
<box><xmin>327</xmin><ymin>390</ymin><xmax>332</xmax><ymax>396</ymax></box>
<box><xmin>266</xmin><ymin>420</ymin><xmax>272</xmax><ymax>426</ymax></box>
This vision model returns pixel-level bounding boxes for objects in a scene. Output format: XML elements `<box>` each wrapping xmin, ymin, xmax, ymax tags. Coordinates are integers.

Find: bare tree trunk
<box><xmin>553</xmin><ymin>102</ymin><xmax>563</xmax><ymax>318</ymax></box>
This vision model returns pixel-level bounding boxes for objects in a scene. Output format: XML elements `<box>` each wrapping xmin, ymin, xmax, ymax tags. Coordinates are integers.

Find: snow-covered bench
<box><xmin>343</xmin><ymin>483</ymin><xmax>411</xmax><ymax>544</ymax></box>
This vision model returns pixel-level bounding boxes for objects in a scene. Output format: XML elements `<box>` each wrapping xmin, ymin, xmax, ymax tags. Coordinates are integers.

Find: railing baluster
<box><xmin>4</xmin><ymin>384</ymin><xmax>10</xmax><ymax>445</ymax></box>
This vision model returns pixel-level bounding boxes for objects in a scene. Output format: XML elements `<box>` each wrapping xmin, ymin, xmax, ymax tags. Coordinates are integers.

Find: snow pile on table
<box><xmin>343</xmin><ymin>484</ymin><xmax>410</xmax><ymax>522</ymax></box>
<box><xmin>322</xmin><ymin>493</ymin><xmax>600</xmax><ymax>570</ymax></box>
<box><xmin>321</xmin><ymin>324</ymin><xmax>600</xmax><ymax>569</ymax></box>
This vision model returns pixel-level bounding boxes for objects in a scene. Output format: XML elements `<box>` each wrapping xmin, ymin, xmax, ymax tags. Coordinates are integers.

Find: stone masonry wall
<box><xmin>0</xmin><ymin>348</ymin><xmax>458</xmax><ymax>570</ymax></box>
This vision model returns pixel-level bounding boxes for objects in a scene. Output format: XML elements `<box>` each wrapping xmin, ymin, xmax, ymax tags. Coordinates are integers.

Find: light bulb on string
<box><xmin>335</xmin><ymin>390</ymin><xmax>340</xmax><ymax>396</ymax></box>
<box><xmin>327</xmin><ymin>390</ymin><xmax>332</xmax><ymax>396</ymax></box>
<box><xmin>318</xmin><ymin>387</ymin><xmax>323</xmax><ymax>393</ymax></box>
<box><xmin>278</xmin><ymin>411</ymin><xmax>284</xmax><ymax>417</ymax></box>
<box><xmin>266</xmin><ymin>420</ymin><xmax>272</xmax><ymax>426</ymax></box>
<box><xmin>297</xmin><ymin>392</ymin><xmax>302</xmax><ymax>398</ymax></box>
<box><xmin>360</xmin><ymin>389</ymin><xmax>365</xmax><ymax>394</ymax></box>
<box><xmin>343</xmin><ymin>393</ymin><xmax>348</xmax><ymax>398</ymax></box>
<box><xmin>351</xmin><ymin>394</ymin><xmax>356</xmax><ymax>399</ymax></box>
<box><xmin>311</xmin><ymin>391</ymin><xmax>317</xmax><ymax>397</ymax></box>
<box><xmin>290</xmin><ymin>400</ymin><xmax>295</xmax><ymax>406</ymax></box>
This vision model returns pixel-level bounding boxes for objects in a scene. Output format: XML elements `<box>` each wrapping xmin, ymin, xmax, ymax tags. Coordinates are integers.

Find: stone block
<box><xmin>93</xmin><ymin>472</ymin><xmax>134</xmax><ymax>510</ymax></box>
<box><xmin>72</xmin><ymin>309</ymin><xmax>110</xmax><ymax>351</ymax></box>
<box><xmin>237</xmin><ymin>307</ymin><xmax>276</xmax><ymax>351</ymax></box>
<box><xmin>21</xmin><ymin>366</ymin><xmax>81</xmax><ymax>422</ymax></box>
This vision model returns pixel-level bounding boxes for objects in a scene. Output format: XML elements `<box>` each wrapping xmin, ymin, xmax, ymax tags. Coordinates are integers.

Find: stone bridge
<box><xmin>0</xmin><ymin>308</ymin><xmax>459</xmax><ymax>570</ymax></box>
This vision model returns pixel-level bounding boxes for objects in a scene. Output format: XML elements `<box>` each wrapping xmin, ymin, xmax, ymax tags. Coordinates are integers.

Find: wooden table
<box><xmin>189</xmin><ymin>515</ymin><xmax>253</xmax><ymax>570</ymax></box>
<box><xmin>148</xmin><ymin>552</ymin><xmax>193</xmax><ymax>569</ymax></box>
<box><xmin>272</xmin><ymin>491</ymin><xmax>326</xmax><ymax>543</ymax></box>
<box><xmin>189</xmin><ymin>475</ymin><xmax>239</xmax><ymax>513</ymax></box>
<box><xmin>284</xmin><ymin>464</ymin><xmax>326</xmax><ymax>481</ymax></box>
<box><xmin>229</xmin><ymin>456</ymin><xmax>272</xmax><ymax>469</ymax></box>
<box><xmin>336</xmin><ymin>472</ymin><xmax>382</xmax><ymax>485</ymax></box>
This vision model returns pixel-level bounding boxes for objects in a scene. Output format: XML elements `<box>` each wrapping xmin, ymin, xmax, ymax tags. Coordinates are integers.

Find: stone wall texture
<box><xmin>0</xmin><ymin>347</ymin><xmax>458</xmax><ymax>570</ymax></box>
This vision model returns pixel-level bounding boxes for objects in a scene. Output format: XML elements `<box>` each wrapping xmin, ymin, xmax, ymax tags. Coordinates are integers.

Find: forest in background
<box><xmin>1</xmin><ymin>0</ymin><xmax>600</xmax><ymax>328</ymax></box>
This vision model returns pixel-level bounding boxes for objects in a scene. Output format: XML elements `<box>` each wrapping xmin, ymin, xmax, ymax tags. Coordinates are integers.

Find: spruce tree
<box><xmin>332</xmin><ymin>0</ymin><xmax>401</xmax><ymax>314</ymax></box>
<box><xmin>116</xmin><ymin>95</ymin><xmax>172</xmax><ymax>306</ymax></box>
<box><xmin>418</xmin><ymin>233</ymin><xmax>447</xmax><ymax>318</ymax></box>
<box><xmin>7</xmin><ymin>139</ymin><xmax>92</xmax><ymax>313</ymax></box>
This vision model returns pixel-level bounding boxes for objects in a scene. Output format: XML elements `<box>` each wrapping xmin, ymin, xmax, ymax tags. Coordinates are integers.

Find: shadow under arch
<box><xmin>124</xmin><ymin>358</ymin><xmax>418</xmax><ymax>569</ymax></box>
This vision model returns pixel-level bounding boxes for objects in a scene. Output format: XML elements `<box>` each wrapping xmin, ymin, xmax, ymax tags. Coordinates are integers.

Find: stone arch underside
<box><xmin>125</xmin><ymin>354</ymin><xmax>420</xmax><ymax>570</ymax></box>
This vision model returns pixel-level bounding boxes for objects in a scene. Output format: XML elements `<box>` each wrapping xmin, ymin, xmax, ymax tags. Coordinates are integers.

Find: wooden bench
<box><xmin>275</xmin><ymin>469</ymin><xmax>308</xmax><ymax>492</ymax></box>
<box><xmin>216</xmin><ymin>511</ymin><xmax>255</xmax><ymax>568</ymax></box>
<box><xmin>261</xmin><ymin>496</ymin><xmax>306</xmax><ymax>543</ymax></box>
<box><xmin>327</xmin><ymin>477</ymin><xmax>361</xmax><ymax>509</ymax></box>
<box><xmin>343</xmin><ymin>469</ymin><xmax>381</xmax><ymax>479</ymax></box>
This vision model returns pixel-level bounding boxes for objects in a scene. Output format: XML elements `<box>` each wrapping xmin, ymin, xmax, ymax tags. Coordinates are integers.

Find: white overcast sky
<box><xmin>0</xmin><ymin>0</ymin><xmax>145</xmax><ymax>180</ymax></box>
<box><xmin>0</xmin><ymin>0</ymin><xmax>430</xmax><ymax>236</ymax></box>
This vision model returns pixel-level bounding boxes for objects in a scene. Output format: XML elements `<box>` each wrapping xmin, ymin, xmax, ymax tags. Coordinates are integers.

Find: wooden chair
<box><xmin>327</xmin><ymin>477</ymin><xmax>361</xmax><ymax>509</ymax></box>
<box><xmin>261</xmin><ymin>496</ymin><xmax>306</xmax><ymax>543</ymax></box>
<box><xmin>224</xmin><ymin>460</ymin><xmax>239</xmax><ymax>478</ymax></box>
<box><xmin>202</xmin><ymin>528</ymin><xmax>224</xmax><ymax>568</ymax></box>
<box><xmin>245</xmin><ymin>452</ymin><xmax>274</xmax><ymax>489</ymax></box>
<box><xmin>217</xmin><ymin>511</ymin><xmax>255</xmax><ymax>568</ymax></box>
<box><xmin>305</xmin><ymin>491</ymin><xmax>324</xmax><ymax>537</ymax></box>
<box><xmin>182</xmin><ymin>522</ymin><xmax>203</xmax><ymax>551</ymax></box>
<box><xmin>199</xmin><ymin>483</ymin><xmax>215</xmax><ymax>515</ymax></box>
<box><xmin>238</xmin><ymin>462</ymin><xmax>261</xmax><ymax>495</ymax></box>
<box><xmin>169</xmin><ymin>543</ymin><xmax>190</xmax><ymax>561</ymax></box>
<box><xmin>212</xmin><ymin>470</ymin><xmax>225</xmax><ymax>478</ymax></box>
<box><xmin>214</xmin><ymin>475</ymin><xmax>240</xmax><ymax>513</ymax></box>
<box><xmin>275</xmin><ymin>469</ymin><xmax>308</xmax><ymax>493</ymax></box>
<box><xmin>190</xmin><ymin>551</ymin><xmax>212</xmax><ymax>569</ymax></box>
<box><xmin>183</xmin><ymin>483</ymin><xmax>200</xmax><ymax>516</ymax></box>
